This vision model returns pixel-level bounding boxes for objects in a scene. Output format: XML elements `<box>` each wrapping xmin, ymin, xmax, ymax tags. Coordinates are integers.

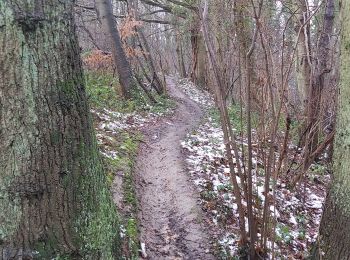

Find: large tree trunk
<box><xmin>319</xmin><ymin>1</ymin><xmax>350</xmax><ymax>258</ymax></box>
<box><xmin>96</xmin><ymin>0</ymin><xmax>134</xmax><ymax>99</ymax></box>
<box><xmin>0</xmin><ymin>1</ymin><xmax>118</xmax><ymax>259</ymax></box>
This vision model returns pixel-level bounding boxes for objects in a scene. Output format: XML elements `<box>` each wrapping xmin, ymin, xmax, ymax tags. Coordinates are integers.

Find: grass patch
<box><xmin>101</xmin><ymin>131</ymin><xmax>141</xmax><ymax>259</ymax></box>
<box><xmin>126</xmin><ymin>218</ymin><xmax>138</xmax><ymax>259</ymax></box>
<box><xmin>85</xmin><ymin>71</ymin><xmax>121</xmax><ymax>110</ymax></box>
<box><xmin>85</xmin><ymin>71</ymin><xmax>175</xmax><ymax>114</ymax></box>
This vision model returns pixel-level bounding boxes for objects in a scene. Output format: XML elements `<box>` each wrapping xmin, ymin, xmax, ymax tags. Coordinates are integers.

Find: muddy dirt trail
<box><xmin>135</xmin><ymin>78</ymin><xmax>214</xmax><ymax>259</ymax></box>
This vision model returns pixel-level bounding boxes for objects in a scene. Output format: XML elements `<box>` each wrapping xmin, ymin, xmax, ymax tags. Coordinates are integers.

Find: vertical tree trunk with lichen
<box><xmin>0</xmin><ymin>1</ymin><xmax>119</xmax><ymax>259</ymax></box>
<box><xmin>318</xmin><ymin>0</ymin><xmax>350</xmax><ymax>258</ymax></box>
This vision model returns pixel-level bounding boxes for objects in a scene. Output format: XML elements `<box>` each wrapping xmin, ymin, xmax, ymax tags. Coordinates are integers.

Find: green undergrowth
<box><xmin>85</xmin><ymin>70</ymin><xmax>146</xmax><ymax>259</ymax></box>
<box><xmin>208</xmin><ymin>103</ymin><xmax>259</xmax><ymax>133</ymax></box>
<box><xmin>102</xmin><ymin>131</ymin><xmax>141</xmax><ymax>260</ymax></box>
<box><xmin>209</xmin><ymin>103</ymin><xmax>300</xmax><ymax>143</ymax></box>
<box><xmin>85</xmin><ymin>71</ymin><xmax>175</xmax><ymax>114</ymax></box>
<box><xmin>85</xmin><ymin>70</ymin><xmax>176</xmax><ymax>259</ymax></box>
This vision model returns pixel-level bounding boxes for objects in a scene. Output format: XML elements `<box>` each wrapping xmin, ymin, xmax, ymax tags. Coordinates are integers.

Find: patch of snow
<box><xmin>177</xmin><ymin>78</ymin><xmax>215</xmax><ymax>107</ymax></box>
<box><xmin>181</xmin><ymin>114</ymin><xmax>329</xmax><ymax>258</ymax></box>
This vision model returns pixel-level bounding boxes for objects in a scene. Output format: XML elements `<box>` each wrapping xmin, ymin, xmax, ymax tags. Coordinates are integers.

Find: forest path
<box><xmin>135</xmin><ymin>77</ymin><xmax>214</xmax><ymax>259</ymax></box>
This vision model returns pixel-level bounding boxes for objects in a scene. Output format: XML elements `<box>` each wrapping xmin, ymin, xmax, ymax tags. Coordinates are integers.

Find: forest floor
<box><xmin>89</xmin><ymin>73</ymin><xmax>330</xmax><ymax>259</ymax></box>
<box><xmin>135</xmin><ymin>77</ymin><xmax>214</xmax><ymax>259</ymax></box>
<box><xmin>178</xmin><ymin>81</ymin><xmax>330</xmax><ymax>258</ymax></box>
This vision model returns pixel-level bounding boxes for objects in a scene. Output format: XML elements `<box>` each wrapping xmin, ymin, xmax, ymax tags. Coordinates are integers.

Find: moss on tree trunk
<box><xmin>319</xmin><ymin>0</ymin><xmax>350</xmax><ymax>258</ymax></box>
<box><xmin>0</xmin><ymin>1</ymin><xmax>119</xmax><ymax>259</ymax></box>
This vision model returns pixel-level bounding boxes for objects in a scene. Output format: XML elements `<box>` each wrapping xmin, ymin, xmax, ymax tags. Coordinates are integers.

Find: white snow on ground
<box><xmin>92</xmin><ymin>108</ymin><xmax>170</xmax><ymax>132</ymax></box>
<box><xmin>177</xmin><ymin>78</ymin><xmax>215</xmax><ymax>107</ymax></box>
<box><xmin>90</xmin><ymin>80</ymin><xmax>177</xmax><ymax>259</ymax></box>
<box><xmin>180</xmin><ymin>80</ymin><xmax>329</xmax><ymax>259</ymax></box>
<box><xmin>92</xmin><ymin>107</ymin><xmax>172</xmax><ymax>159</ymax></box>
<box><xmin>182</xmin><ymin>121</ymin><xmax>328</xmax><ymax>258</ymax></box>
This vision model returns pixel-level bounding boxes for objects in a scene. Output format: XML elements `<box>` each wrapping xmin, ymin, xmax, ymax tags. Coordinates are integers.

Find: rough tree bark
<box><xmin>318</xmin><ymin>0</ymin><xmax>350</xmax><ymax>258</ymax></box>
<box><xmin>0</xmin><ymin>1</ymin><xmax>118</xmax><ymax>259</ymax></box>
<box><xmin>96</xmin><ymin>0</ymin><xmax>135</xmax><ymax>99</ymax></box>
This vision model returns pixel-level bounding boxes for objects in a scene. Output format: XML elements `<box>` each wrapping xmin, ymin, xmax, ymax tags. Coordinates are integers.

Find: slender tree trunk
<box><xmin>319</xmin><ymin>1</ymin><xmax>350</xmax><ymax>258</ymax></box>
<box><xmin>234</xmin><ymin>1</ymin><xmax>258</xmax><ymax>256</ymax></box>
<box><xmin>190</xmin><ymin>25</ymin><xmax>199</xmax><ymax>83</ymax></box>
<box><xmin>126</xmin><ymin>0</ymin><xmax>164</xmax><ymax>94</ymax></box>
<box><xmin>0</xmin><ymin>1</ymin><xmax>118</xmax><ymax>259</ymax></box>
<box><xmin>294</xmin><ymin>0</ymin><xmax>312</xmax><ymax>111</ymax></box>
<box><xmin>176</xmin><ymin>30</ymin><xmax>187</xmax><ymax>78</ymax></box>
<box><xmin>200</xmin><ymin>0</ymin><xmax>248</xmax><ymax>248</ymax></box>
<box><xmin>137</xmin><ymin>30</ymin><xmax>164</xmax><ymax>93</ymax></box>
<box><xmin>197</xmin><ymin>35</ymin><xmax>207</xmax><ymax>88</ymax></box>
<box><xmin>307</xmin><ymin>0</ymin><xmax>335</xmax><ymax>151</ymax></box>
<box><xmin>96</xmin><ymin>0</ymin><xmax>134</xmax><ymax>99</ymax></box>
<box><xmin>189</xmin><ymin>17</ymin><xmax>207</xmax><ymax>87</ymax></box>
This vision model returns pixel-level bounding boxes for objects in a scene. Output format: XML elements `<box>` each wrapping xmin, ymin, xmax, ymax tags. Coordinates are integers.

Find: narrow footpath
<box><xmin>135</xmin><ymin>77</ymin><xmax>214</xmax><ymax>259</ymax></box>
